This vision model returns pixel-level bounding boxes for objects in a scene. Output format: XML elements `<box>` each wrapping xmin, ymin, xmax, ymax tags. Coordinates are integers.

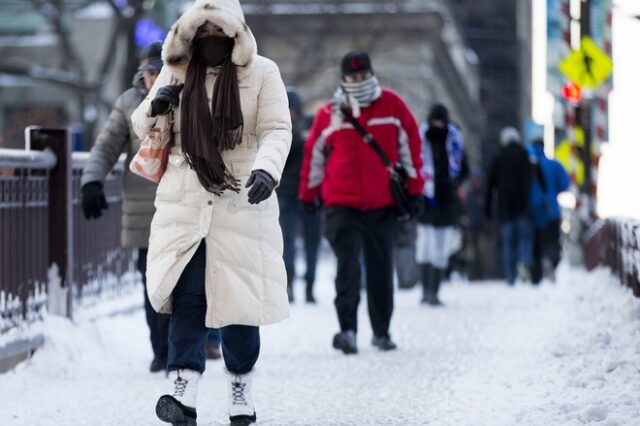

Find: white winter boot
<box><xmin>227</xmin><ymin>369</ymin><xmax>257</xmax><ymax>426</ymax></box>
<box><xmin>156</xmin><ymin>369</ymin><xmax>200</xmax><ymax>426</ymax></box>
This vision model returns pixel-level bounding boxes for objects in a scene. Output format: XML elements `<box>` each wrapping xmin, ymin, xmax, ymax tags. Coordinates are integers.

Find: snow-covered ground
<box><xmin>1</xmin><ymin>254</ymin><xmax>640</xmax><ymax>426</ymax></box>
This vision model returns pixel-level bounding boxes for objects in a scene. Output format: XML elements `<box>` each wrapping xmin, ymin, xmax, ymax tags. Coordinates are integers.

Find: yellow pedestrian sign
<box><xmin>558</xmin><ymin>37</ymin><xmax>613</xmax><ymax>89</ymax></box>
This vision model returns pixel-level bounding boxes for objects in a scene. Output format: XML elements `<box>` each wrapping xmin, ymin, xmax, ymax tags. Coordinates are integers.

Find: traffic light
<box><xmin>561</xmin><ymin>81</ymin><xmax>583</xmax><ymax>104</ymax></box>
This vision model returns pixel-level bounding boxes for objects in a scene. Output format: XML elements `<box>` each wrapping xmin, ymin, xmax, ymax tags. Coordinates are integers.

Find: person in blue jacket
<box><xmin>527</xmin><ymin>137</ymin><xmax>570</xmax><ymax>283</ymax></box>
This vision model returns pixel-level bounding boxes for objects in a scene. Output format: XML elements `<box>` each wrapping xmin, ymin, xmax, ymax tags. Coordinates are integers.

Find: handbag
<box><xmin>340</xmin><ymin>107</ymin><xmax>412</xmax><ymax>221</ymax></box>
<box><xmin>130</xmin><ymin>78</ymin><xmax>176</xmax><ymax>183</ymax></box>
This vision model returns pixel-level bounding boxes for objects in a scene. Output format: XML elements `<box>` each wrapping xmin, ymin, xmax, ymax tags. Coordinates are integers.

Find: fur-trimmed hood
<box><xmin>162</xmin><ymin>0</ymin><xmax>257</xmax><ymax>82</ymax></box>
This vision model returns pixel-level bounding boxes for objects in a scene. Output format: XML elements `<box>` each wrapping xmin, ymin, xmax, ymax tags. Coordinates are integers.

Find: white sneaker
<box><xmin>168</xmin><ymin>369</ymin><xmax>200</xmax><ymax>409</ymax></box>
<box><xmin>227</xmin><ymin>369</ymin><xmax>257</xmax><ymax>425</ymax></box>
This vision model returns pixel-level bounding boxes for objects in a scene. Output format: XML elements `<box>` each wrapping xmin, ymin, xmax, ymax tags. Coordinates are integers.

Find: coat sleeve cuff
<box><xmin>407</xmin><ymin>177</ymin><xmax>424</xmax><ymax>196</ymax></box>
<box><xmin>251</xmin><ymin>158</ymin><xmax>280</xmax><ymax>186</ymax></box>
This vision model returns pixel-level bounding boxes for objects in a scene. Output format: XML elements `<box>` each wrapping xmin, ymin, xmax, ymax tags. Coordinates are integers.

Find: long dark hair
<box><xmin>180</xmin><ymin>57</ymin><xmax>243</xmax><ymax>195</ymax></box>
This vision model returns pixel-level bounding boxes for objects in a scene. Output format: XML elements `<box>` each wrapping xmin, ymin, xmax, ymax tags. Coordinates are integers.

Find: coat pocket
<box><xmin>228</xmin><ymin>159</ymin><xmax>268</xmax><ymax>213</ymax></box>
<box><xmin>155</xmin><ymin>154</ymin><xmax>186</xmax><ymax>203</ymax></box>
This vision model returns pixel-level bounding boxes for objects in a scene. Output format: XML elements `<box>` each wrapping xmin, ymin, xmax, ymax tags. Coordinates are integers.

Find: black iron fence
<box><xmin>0</xmin><ymin>128</ymin><xmax>137</xmax><ymax>335</ymax></box>
<box><xmin>0</xmin><ymin>148</ymin><xmax>55</xmax><ymax>333</ymax></box>
<box><xmin>585</xmin><ymin>218</ymin><xmax>640</xmax><ymax>296</ymax></box>
<box><xmin>70</xmin><ymin>153</ymin><xmax>137</xmax><ymax>310</ymax></box>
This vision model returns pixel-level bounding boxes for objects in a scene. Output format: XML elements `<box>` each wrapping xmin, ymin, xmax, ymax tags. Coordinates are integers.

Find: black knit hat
<box><xmin>428</xmin><ymin>104</ymin><xmax>449</xmax><ymax>125</ymax></box>
<box><xmin>138</xmin><ymin>41</ymin><xmax>163</xmax><ymax>72</ymax></box>
<box><xmin>340</xmin><ymin>51</ymin><xmax>373</xmax><ymax>76</ymax></box>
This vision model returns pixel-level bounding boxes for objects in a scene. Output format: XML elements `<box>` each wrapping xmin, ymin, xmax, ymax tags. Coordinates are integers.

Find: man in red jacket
<box><xmin>299</xmin><ymin>51</ymin><xmax>424</xmax><ymax>354</ymax></box>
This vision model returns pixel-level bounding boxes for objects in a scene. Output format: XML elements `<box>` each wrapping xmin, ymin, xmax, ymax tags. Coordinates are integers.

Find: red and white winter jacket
<box><xmin>299</xmin><ymin>89</ymin><xmax>424</xmax><ymax>211</ymax></box>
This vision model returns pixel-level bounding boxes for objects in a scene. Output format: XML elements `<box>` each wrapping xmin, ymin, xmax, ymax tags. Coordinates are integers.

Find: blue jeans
<box><xmin>277</xmin><ymin>194</ymin><xmax>321</xmax><ymax>286</ymax></box>
<box><xmin>500</xmin><ymin>216</ymin><xmax>534</xmax><ymax>285</ymax></box>
<box><xmin>167</xmin><ymin>241</ymin><xmax>260</xmax><ymax>374</ymax></box>
<box><xmin>207</xmin><ymin>328</ymin><xmax>220</xmax><ymax>346</ymax></box>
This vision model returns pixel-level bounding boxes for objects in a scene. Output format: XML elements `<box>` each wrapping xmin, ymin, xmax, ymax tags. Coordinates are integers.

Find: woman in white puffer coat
<box><xmin>131</xmin><ymin>1</ymin><xmax>291</xmax><ymax>425</ymax></box>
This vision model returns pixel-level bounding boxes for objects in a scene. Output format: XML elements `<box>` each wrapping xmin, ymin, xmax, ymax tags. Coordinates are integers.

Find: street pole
<box><xmin>580</xmin><ymin>0</ymin><xmax>594</xmax><ymax>219</ymax></box>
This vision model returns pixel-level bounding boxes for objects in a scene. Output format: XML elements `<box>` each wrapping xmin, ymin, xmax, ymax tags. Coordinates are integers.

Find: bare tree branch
<box><xmin>29</xmin><ymin>0</ymin><xmax>85</xmax><ymax>77</ymax></box>
<box><xmin>0</xmin><ymin>63</ymin><xmax>95</xmax><ymax>92</ymax></box>
<box><xmin>96</xmin><ymin>19</ymin><xmax>123</xmax><ymax>86</ymax></box>
<box><xmin>104</xmin><ymin>0</ymin><xmax>124</xmax><ymax>19</ymax></box>
<box><xmin>19</xmin><ymin>0</ymin><xmax>133</xmax><ymax>143</ymax></box>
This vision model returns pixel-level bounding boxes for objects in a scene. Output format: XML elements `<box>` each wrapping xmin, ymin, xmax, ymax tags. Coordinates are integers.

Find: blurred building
<box><xmin>447</xmin><ymin>0</ymin><xmax>530</xmax><ymax>168</ymax></box>
<box><xmin>448</xmin><ymin>0</ymin><xmax>537</xmax><ymax>169</ymax></box>
<box><xmin>243</xmin><ymin>0</ymin><xmax>484</xmax><ymax>170</ymax></box>
<box><xmin>0</xmin><ymin>0</ymin><xmax>530</xmax><ymax>172</ymax></box>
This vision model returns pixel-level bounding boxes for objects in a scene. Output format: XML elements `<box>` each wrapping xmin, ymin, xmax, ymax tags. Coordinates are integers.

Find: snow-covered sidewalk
<box><xmin>1</xmin><ymin>256</ymin><xmax>640</xmax><ymax>425</ymax></box>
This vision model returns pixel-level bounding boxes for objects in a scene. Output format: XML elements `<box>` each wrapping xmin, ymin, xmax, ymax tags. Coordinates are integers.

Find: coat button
<box><xmin>207</xmin><ymin>200</ymin><xmax>213</xmax><ymax>206</ymax></box>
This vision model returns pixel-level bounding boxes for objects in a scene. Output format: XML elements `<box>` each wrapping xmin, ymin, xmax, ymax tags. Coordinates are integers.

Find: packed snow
<box><xmin>1</xmin><ymin>252</ymin><xmax>640</xmax><ymax>425</ymax></box>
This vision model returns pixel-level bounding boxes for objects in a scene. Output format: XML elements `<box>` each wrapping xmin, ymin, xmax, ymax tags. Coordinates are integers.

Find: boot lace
<box><xmin>231</xmin><ymin>380</ymin><xmax>248</xmax><ymax>406</ymax></box>
<box><xmin>173</xmin><ymin>376</ymin><xmax>188</xmax><ymax>398</ymax></box>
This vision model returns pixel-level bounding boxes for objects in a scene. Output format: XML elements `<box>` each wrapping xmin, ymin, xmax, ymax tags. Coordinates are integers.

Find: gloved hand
<box><xmin>409</xmin><ymin>195</ymin><xmax>426</xmax><ymax>218</ymax></box>
<box><xmin>81</xmin><ymin>181</ymin><xmax>108</xmax><ymax>220</ymax></box>
<box><xmin>245</xmin><ymin>170</ymin><xmax>276</xmax><ymax>204</ymax></box>
<box><xmin>150</xmin><ymin>84</ymin><xmax>184</xmax><ymax>117</ymax></box>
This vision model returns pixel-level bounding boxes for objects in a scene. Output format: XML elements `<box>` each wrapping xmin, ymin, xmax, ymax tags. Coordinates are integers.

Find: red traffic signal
<box><xmin>561</xmin><ymin>82</ymin><xmax>583</xmax><ymax>103</ymax></box>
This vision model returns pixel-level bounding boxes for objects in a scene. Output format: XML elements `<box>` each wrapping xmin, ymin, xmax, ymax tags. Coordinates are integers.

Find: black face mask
<box><xmin>194</xmin><ymin>35</ymin><xmax>234</xmax><ymax>67</ymax></box>
<box><xmin>426</xmin><ymin>125</ymin><xmax>448</xmax><ymax>142</ymax></box>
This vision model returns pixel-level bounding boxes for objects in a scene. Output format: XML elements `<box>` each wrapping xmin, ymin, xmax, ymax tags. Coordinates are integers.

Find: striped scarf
<box><xmin>331</xmin><ymin>76</ymin><xmax>382</xmax><ymax>127</ymax></box>
<box><xmin>341</xmin><ymin>76</ymin><xmax>382</xmax><ymax>109</ymax></box>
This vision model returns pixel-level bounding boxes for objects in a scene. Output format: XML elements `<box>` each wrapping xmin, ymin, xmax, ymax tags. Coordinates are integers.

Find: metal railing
<box><xmin>585</xmin><ymin>218</ymin><xmax>640</xmax><ymax>296</ymax></box>
<box><xmin>0</xmin><ymin>149</ymin><xmax>55</xmax><ymax>333</ymax></box>
<box><xmin>0</xmin><ymin>128</ymin><xmax>137</xmax><ymax>336</ymax></box>
<box><xmin>70</xmin><ymin>152</ymin><xmax>137</xmax><ymax>310</ymax></box>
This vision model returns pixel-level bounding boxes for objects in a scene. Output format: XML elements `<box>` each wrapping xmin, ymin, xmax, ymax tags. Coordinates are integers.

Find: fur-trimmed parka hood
<box><xmin>162</xmin><ymin>0</ymin><xmax>257</xmax><ymax>82</ymax></box>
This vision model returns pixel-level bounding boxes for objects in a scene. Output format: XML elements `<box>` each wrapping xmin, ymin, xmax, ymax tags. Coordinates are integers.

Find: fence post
<box><xmin>29</xmin><ymin>128</ymin><xmax>73</xmax><ymax>319</ymax></box>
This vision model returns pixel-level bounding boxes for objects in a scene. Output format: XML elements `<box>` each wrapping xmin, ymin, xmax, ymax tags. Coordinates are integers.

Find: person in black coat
<box><xmin>485</xmin><ymin>127</ymin><xmax>535</xmax><ymax>285</ymax></box>
<box><xmin>415</xmin><ymin>104</ymin><xmax>469</xmax><ymax>305</ymax></box>
<box><xmin>277</xmin><ymin>88</ymin><xmax>321</xmax><ymax>303</ymax></box>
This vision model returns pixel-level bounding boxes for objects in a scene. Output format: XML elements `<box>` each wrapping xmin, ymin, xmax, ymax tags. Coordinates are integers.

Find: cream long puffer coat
<box><xmin>131</xmin><ymin>0</ymin><xmax>292</xmax><ymax>328</ymax></box>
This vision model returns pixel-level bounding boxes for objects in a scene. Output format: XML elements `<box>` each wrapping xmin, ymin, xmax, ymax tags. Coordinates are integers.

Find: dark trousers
<box><xmin>500</xmin><ymin>216</ymin><xmax>534</xmax><ymax>284</ymax></box>
<box><xmin>138</xmin><ymin>248</ymin><xmax>170</xmax><ymax>362</ymax></box>
<box><xmin>167</xmin><ymin>242</ymin><xmax>260</xmax><ymax>374</ymax></box>
<box><xmin>531</xmin><ymin>219</ymin><xmax>562</xmax><ymax>284</ymax></box>
<box><xmin>207</xmin><ymin>328</ymin><xmax>221</xmax><ymax>346</ymax></box>
<box><xmin>324</xmin><ymin>206</ymin><xmax>396</xmax><ymax>337</ymax></box>
<box><xmin>278</xmin><ymin>194</ymin><xmax>322</xmax><ymax>286</ymax></box>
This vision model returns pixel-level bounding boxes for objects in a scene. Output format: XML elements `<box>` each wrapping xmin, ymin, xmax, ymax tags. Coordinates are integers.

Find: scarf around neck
<box><xmin>330</xmin><ymin>76</ymin><xmax>382</xmax><ymax>127</ymax></box>
<box><xmin>341</xmin><ymin>76</ymin><xmax>382</xmax><ymax>108</ymax></box>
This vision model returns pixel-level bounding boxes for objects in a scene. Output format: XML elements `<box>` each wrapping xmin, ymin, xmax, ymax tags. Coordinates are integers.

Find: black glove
<box><xmin>81</xmin><ymin>181</ymin><xmax>108</xmax><ymax>220</ymax></box>
<box><xmin>245</xmin><ymin>170</ymin><xmax>276</xmax><ymax>204</ymax></box>
<box><xmin>150</xmin><ymin>84</ymin><xmax>184</xmax><ymax>117</ymax></box>
<box><xmin>409</xmin><ymin>195</ymin><xmax>426</xmax><ymax>218</ymax></box>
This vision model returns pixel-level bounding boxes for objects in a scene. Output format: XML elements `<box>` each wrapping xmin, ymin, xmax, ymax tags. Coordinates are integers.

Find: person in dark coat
<box><xmin>527</xmin><ymin>137</ymin><xmax>570</xmax><ymax>283</ymax></box>
<box><xmin>485</xmin><ymin>127</ymin><xmax>535</xmax><ymax>285</ymax></box>
<box><xmin>415</xmin><ymin>104</ymin><xmax>468</xmax><ymax>305</ymax></box>
<box><xmin>276</xmin><ymin>88</ymin><xmax>321</xmax><ymax>303</ymax></box>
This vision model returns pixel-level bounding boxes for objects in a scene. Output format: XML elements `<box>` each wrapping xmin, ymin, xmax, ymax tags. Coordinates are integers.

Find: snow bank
<box><xmin>1</xmin><ymin>257</ymin><xmax>639</xmax><ymax>425</ymax></box>
<box><xmin>514</xmin><ymin>266</ymin><xmax>640</xmax><ymax>425</ymax></box>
